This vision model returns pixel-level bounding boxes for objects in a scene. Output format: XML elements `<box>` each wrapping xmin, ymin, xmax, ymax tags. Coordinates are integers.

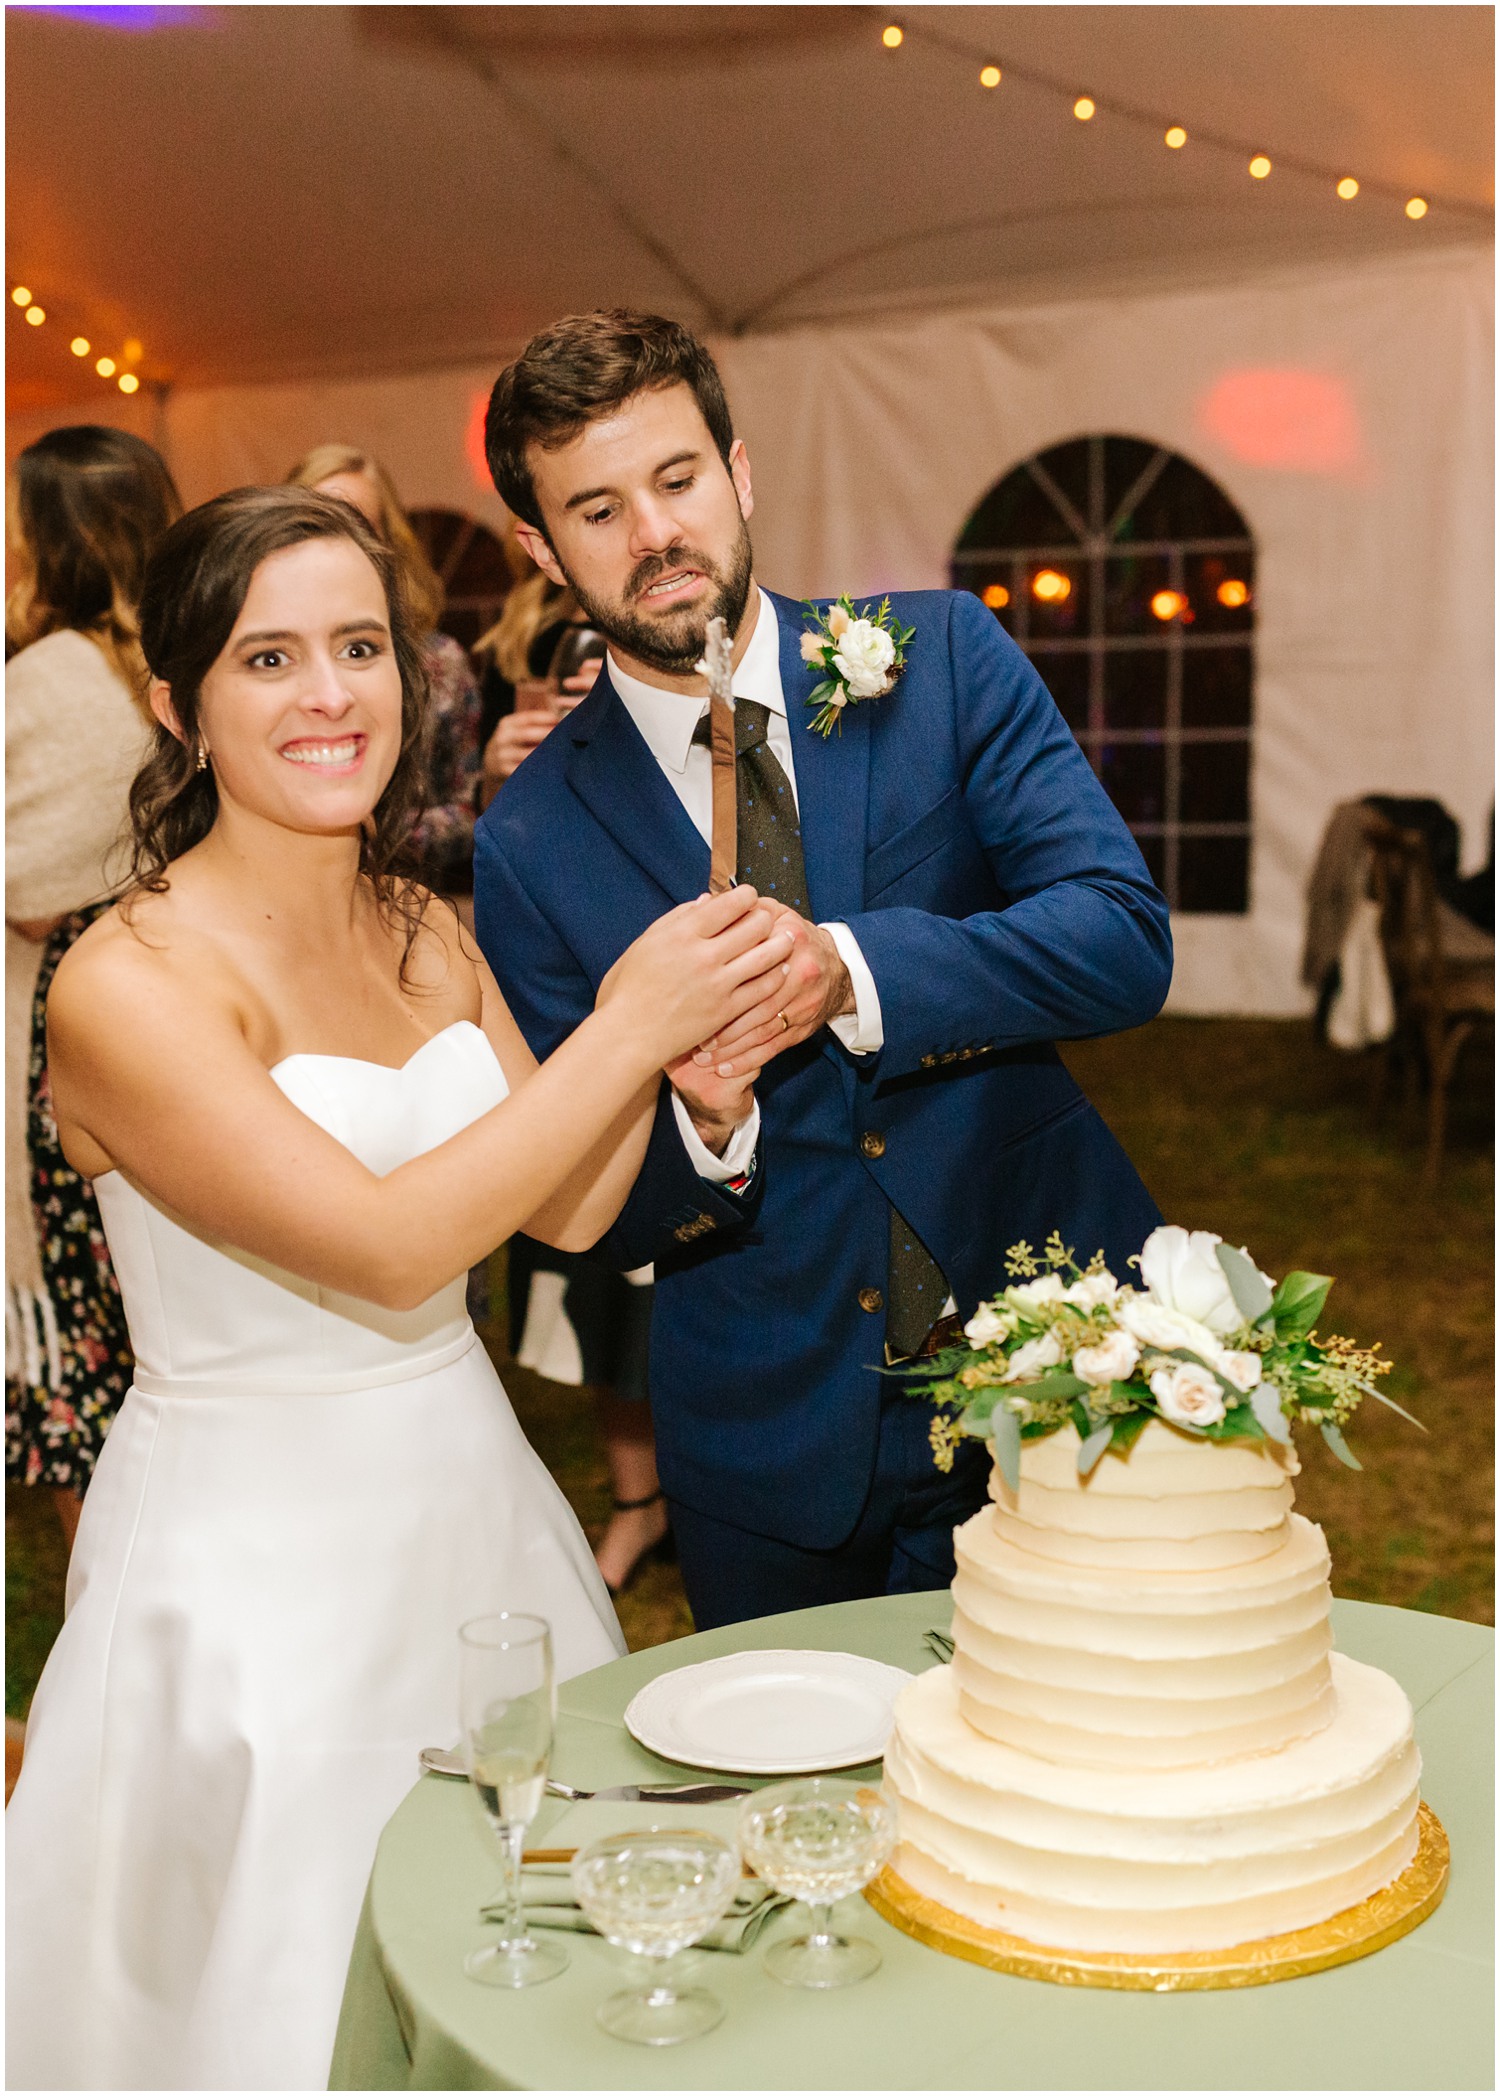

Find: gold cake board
<box><xmin>865</xmin><ymin>1802</ymin><xmax>1448</xmax><ymax>1992</ymax></box>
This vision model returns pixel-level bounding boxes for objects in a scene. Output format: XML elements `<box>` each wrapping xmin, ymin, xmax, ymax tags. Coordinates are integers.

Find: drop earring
<box><xmin>196</xmin><ymin>737</ymin><xmax>208</xmax><ymax>772</ymax></box>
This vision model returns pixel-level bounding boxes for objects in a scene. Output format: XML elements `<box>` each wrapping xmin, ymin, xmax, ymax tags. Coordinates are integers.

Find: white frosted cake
<box><xmin>883</xmin><ymin>1420</ymin><xmax>1422</xmax><ymax>1953</ymax></box>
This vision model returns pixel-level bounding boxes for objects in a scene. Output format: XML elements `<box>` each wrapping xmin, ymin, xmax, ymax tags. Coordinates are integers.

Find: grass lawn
<box><xmin>6</xmin><ymin>1015</ymin><xmax>1492</xmax><ymax>1721</ymax></box>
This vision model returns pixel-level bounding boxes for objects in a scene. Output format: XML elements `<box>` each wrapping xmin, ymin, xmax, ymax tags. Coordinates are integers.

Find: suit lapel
<box><xmin>564</xmin><ymin>666</ymin><xmax>710</xmax><ymax>903</ymax></box>
<box><xmin>771</xmin><ymin>591</ymin><xmax>871</xmax><ymax>923</ymax></box>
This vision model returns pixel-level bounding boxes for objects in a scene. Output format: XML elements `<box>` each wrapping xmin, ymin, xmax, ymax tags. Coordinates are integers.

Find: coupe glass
<box><xmin>570</xmin><ymin>1828</ymin><xmax>741</xmax><ymax>2044</ymax></box>
<box><xmin>459</xmin><ymin>1613</ymin><xmax>566</xmax><ymax>1988</ymax></box>
<box><xmin>736</xmin><ymin>1777</ymin><xmax>896</xmax><ymax>1988</ymax></box>
<box><xmin>547</xmin><ymin>623</ymin><xmax>609</xmax><ymax>687</ymax></box>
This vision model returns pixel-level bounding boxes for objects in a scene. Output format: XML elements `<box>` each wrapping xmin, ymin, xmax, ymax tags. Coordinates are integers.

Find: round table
<box><xmin>331</xmin><ymin>1593</ymin><xmax>1493</xmax><ymax>2091</ymax></box>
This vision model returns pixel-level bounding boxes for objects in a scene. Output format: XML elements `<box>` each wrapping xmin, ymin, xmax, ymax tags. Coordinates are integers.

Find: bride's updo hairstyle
<box><xmin>127</xmin><ymin>486</ymin><xmax>431</xmax><ymax>955</ymax></box>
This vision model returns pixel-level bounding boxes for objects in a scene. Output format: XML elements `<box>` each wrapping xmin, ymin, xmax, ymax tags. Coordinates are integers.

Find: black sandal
<box><xmin>601</xmin><ymin>1490</ymin><xmax>676</xmax><ymax>1595</ymax></box>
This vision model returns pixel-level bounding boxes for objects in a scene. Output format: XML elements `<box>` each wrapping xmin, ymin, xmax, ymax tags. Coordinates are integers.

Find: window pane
<box><xmin>956</xmin><ymin>567</ymin><xmax>1017</xmax><ymax>634</ymax></box>
<box><xmin>1098</xmin><ymin>738</ymin><xmax>1166</xmax><ymax>825</ymax></box>
<box><xmin>1104</xmin><ymin>648</ymin><xmax>1168</xmax><ymax>730</ymax></box>
<box><xmin>1181</xmin><ymin>646</ymin><xmax>1253</xmax><ymax>728</ymax></box>
<box><xmin>1177</xmin><ymin>836</ymin><xmax>1250</xmax><ymax>914</ymax></box>
<box><xmin>1025</xmin><ymin>559</ymin><xmax>1088</xmax><ymax>639</ymax></box>
<box><xmin>1125</xmin><ymin>454</ymin><xmax>1249</xmax><ymax>542</ymax></box>
<box><xmin>1030</xmin><ymin>440</ymin><xmax>1093</xmax><ymax>530</ymax></box>
<box><xmin>954</xmin><ymin>468</ymin><xmax>1079</xmax><ymax>552</ymax></box>
<box><xmin>1185</xmin><ymin>551</ymin><xmax>1255</xmax><ymax>634</ymax></box>
<box><xmin>1105</xmin><ymin>551</ymin><xmax>1171</xmax><ymax>635</ymax></box>
<box><xmin>1031</xmin><ymin>649</ymin><xmax>1089</xmax><ymax>731</ymax></box>
<box><xmin>1103</xmin><ymin>437</ymin><xmax>1163</xmax><ymax>524</ymax></box>
<box><xmin>1179</xmin><ymin>739</ymin><xmax>1251</xmax><ymax>824</ymax></box>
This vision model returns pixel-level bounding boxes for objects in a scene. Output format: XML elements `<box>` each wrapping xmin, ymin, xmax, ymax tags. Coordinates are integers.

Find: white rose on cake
<box><xmin>1138</xmin><ymin>1225</ymin><xmax>1270</xmax><ymax>1336</ymax></box>
<box><xmin>1219</xmin><ymin>1349</ymin><xmax>1265</xmax><ymax>1392</ymax></box>
<box><xmin>1149</xmin><ymin>1360</ymin><xmax>1226</xmax><ymax>1427</ymax></box>
<box><xmin>1006</xmin><ymin>1274</ymin><xmax>1067</xmax><ymax>1311</ymax></box>
<box><xmin>1001</xmin><ymin>1332</ymin><xmax>1064</xmax><ymax>1382</ymax></box>
<box><xmin>1116</xmin><ymin>1291</ymin><xmax>1224</xmax><ymax>1364</ymax></box>
<box><xmin>964</xmin><ymin>1302</ymin><xmax>1013</xmax><ymax>1348</ymax></box>
<box><xmin>1072</xmin><ymin>1328</ymin><xmax>1140</xmax><ymax>1386</ymax></box>
<box><xmin>833</xmin><ymin>619</ymin><xmax>897</xmax><ymax>698</ymax></box>
<box><xmin>1063</xmin><ymin>1269</ymin><xmax>1119</xmax><ymax>1309</ymax></box>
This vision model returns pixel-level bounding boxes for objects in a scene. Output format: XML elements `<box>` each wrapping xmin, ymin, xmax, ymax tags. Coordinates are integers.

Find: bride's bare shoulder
<box><xmin>390</xmin><ymin>885</ymin><xmax>485</xmax><ymax>1014</ymax></box>
<box><xmin>49</xmin><ymin>887</ymin><xmax>253</xmax><ymax>1052</ymax></box>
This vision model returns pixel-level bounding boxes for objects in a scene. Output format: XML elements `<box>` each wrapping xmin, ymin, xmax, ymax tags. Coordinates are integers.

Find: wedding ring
<box><xmin>777</xmin><ymin>1010</ymin><xmax>790</xmax><ymax>1033</ymax></box>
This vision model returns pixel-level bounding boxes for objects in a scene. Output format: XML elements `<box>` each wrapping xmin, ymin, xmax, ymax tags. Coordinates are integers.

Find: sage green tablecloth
<box><xmin>330</xmin><ymin>1594</ymin><xmax>1493</xmax><ymax>2091</ymax></box>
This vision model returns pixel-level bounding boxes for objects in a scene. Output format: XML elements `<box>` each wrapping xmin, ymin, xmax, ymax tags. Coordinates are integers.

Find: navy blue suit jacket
<box><xmin>475</xmin><ymin>588</ymin><xmax>1172</xmax><ymax>1549</ymax></box>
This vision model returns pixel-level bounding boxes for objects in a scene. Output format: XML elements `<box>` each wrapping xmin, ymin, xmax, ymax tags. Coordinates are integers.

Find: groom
<box><xmin>474</xmin><ymin>309</ymin><xmax>1172</xmax><ymax>1629</ymax></box>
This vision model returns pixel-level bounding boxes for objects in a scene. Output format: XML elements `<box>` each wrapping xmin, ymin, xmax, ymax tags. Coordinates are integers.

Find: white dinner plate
<box><xmin>623</xmin><ymin>1649</ymin><xmax>913</xmax><ymax>1775</ymax></box>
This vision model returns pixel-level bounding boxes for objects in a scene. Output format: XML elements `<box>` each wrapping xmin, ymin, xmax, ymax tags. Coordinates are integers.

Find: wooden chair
<box><xmin>1366</xmin><ymin>815</ymin><xmax>1495</xmax><ymax>1185</ymax></box>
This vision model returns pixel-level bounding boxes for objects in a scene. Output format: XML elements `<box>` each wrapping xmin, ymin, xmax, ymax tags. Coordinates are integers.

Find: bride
<box><xmin>5</xmin><ymin>485</ymin><xmax>790</xmax><ymax>2093</ymax></box>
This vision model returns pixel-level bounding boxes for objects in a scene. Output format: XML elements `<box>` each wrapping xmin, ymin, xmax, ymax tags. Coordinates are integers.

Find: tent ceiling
<box><xmin>6</xmin><ymin>3</ymin><xmax>1492</xmax><ymax>409</ymax></box>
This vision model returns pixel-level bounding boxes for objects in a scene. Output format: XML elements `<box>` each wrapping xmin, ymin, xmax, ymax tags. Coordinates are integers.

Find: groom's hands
<box><xmin>689</xmin><ymin>902</ymin><xmax>854</xmax><ymax>1080</ymax></box>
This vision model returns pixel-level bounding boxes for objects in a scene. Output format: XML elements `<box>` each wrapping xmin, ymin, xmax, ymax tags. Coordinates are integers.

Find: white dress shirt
<box><xmin>608</xmin><ymin>587</ymin><xmax>884</xmax><ymax>1183</ymax></box>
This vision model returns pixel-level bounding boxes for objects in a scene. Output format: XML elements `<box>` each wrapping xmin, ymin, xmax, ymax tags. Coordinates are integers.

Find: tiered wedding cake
<box><xmin>883</xmin><ymin>1421</ymin><xmax>1422</xmax><ymax>1954</ymax></box>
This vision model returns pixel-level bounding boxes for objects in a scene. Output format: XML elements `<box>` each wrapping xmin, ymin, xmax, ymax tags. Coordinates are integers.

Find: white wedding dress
<box><xmin>6</xmin><ymin>1022</ymin><xmax>625</xmax><ymax>2092</ymax></box>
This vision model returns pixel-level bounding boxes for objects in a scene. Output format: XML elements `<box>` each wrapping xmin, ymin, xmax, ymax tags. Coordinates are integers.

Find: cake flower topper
<box><xmin>799</xmin><ymin>594</ymin><xmax>915</xmax><ymax>737</ymax></box>
<box><xmin>909</xmin><ymin>1224</ymin><xmax>1423</xmax><ymax>1491</ymax></box>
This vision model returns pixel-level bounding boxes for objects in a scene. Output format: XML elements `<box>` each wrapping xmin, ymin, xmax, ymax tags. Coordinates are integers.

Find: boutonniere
<box><xmin>799</xmin><ymin>594</ymin><xmax>915</xmax><ymax>737</ymax></box>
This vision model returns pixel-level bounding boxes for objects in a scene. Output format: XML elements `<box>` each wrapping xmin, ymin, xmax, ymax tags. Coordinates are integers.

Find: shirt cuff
<box><xmin>670</xmin><ymin>1090</ymin><xmax>761</xmax><ymax>1183</ymax></box>
<box><xmin>821</xmin><ymin>922</ymin><xmax>885</xmax><ymax>1055</ymax></box>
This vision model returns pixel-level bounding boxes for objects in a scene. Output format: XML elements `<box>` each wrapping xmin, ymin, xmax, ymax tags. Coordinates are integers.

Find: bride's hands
<box><xmin>597</xmin><ymin>886</ymin><xmax>794</xmax><ymax>1071</ymax></box>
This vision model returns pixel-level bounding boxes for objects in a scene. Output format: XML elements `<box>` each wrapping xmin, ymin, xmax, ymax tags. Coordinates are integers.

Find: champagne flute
<box><xmin>736</xmin><ymin>1777</ymin><xmax>896</xmax><ymax>1988</ymax></box>
<box><xmin>459</xmin><ymin>1613</ymin><xmax>566</xmax><ymax>1988</ymax></box>
<box><xmin>570</xmin><ymin>1828</ymin><xmax>741</xmax><ymax>2045</ymax></box>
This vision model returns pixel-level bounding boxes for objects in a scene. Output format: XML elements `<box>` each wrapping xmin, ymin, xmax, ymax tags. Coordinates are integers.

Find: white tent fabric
<box><xmin>6</xmin><ymin>242</ymin><xmax>1490</xmax><ymax>1014</ymax></box>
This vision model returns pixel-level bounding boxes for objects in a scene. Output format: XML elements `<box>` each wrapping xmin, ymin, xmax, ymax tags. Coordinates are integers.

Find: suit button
<box><xmin>858</xmin><ymin>1287</ymin><xmax>884</xmax><ymax>1313</ymax></box>
<box><xmin>859</xmin><ymin>1131</ymin><xmax>886</xmax><ymax>1159</ymax></box>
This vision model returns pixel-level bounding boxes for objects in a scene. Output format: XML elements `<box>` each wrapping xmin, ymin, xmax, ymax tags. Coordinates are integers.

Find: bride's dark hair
<box><xmin>127</xmin><ymin>485</ymin><xmax>432</xmax><ymax>969</ymax></box>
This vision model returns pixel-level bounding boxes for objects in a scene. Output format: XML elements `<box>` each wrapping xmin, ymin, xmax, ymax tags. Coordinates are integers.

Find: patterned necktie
<box><xmin>691</xmin><ymin>699</ymin><xmax>948</xmax><ymax>1360</ymax></box>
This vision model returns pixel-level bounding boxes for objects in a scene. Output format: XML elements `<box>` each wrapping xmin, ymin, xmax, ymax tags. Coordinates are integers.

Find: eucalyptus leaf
<box><xmin>991</xmin><ymin>1404</ymin><xmax>1022</xmax><ymax>1493</ymax></box>
<box><xmin>1365</xmin><ymin>1386</ymin><xmax>1429</xmax><ymax>1432</ymax></box>
<box><xmin>1319</xmin><ymin>1420</ymin><xmax>1363</xmax><ymax>1471</ymax></box>
<box><xmin>1215</xmin><ymin>1242</ymin><xmax>1275</xmax><ymax>1324</ymax></box>
<box><xmin>1108</xmin><ymin>1410</ymin><xmax>1151</xmax><ymax>1456</ymax></box>
<box><xmin>1021</xmin><ymin>1371</ymin><xmax>1091</xmax><ymax>1401</ymax></box>
<box><xmin>1248</xmin><ymin>1381</ymin><xmax>1294</xmax><ymax>1445</ymax></box>
<box><xmin>959</xmin><ymin>1397</ymin><xmax>998</xmax><ymax>1437</ymax></box>
<box><xmin>1156</xmin><ymin>1345</ymin><xmax>1242</xmax><ymax>1402</ymax></box>
<box><xmin>1271</xmin><ymin>1271</ymin><xmax>1332</xmax><ymax>1343</ymax></box>
<box><xmin>1076</xmin><ymin>1422</ymin><xmax>1114</xmax><ymax>1478</ymax></box>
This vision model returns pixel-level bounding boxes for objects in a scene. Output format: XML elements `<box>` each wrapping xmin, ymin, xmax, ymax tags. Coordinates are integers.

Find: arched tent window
<box><xmin>951</xmin><ymin>436</ymin><xmax>1255</xmax><ymax>914</ymax></box>
<box><xmin>409</xmin><ymin>507</ymin><xmax>511</xmax><ymax>654</ymax></box>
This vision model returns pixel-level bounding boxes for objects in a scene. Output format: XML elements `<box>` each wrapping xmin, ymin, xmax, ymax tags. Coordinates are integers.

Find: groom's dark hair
<box><xmin>486</xmin><ymin>309</ymin><xmax>735</xmax><ymax>535</ymax></box>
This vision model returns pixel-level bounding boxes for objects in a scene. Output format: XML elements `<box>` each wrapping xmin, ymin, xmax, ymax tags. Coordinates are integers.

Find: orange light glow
<box><xmin>1405</xmin><ymin>197</ymin><xmax>1428</xmax><ymax>220</ymax></box>
<box><xmin>95</xmin><ymin>356</ymin><xmax>116</xmax><ymax>377</ymax></box>
<box><xmin>1249</xmin><ymin>155</ymin><xmax>1272</xmax><ymax>180</ymax></box>
<box><xmin>1337</xmin><ymin>177</ymin><xmax>1359</xmax><ymax>200</ymax></box>
<box><xmin>1197</xmin><ymin>367</ymin><xmax>1364</xmax><ymax>478</ymax></box>
<box><xmin>1151</xmin><ymin>590</ymin><xmax>1187</xmax><ymax>622</ymax></box>
<box><xmin>118</xmin><ymin>372</ymin><xmax>140</xmax><ymax>394</ymax></box>
<box><xmin>1216</xmin><ymin>579</ymin><xmax>1251</xmax><ymax>609</ymax></box>
<box><xmin>1073</xmin><ymin>96</ymin><xmax>1095</xmax><ymax>121</ymax></box>
<box><xmin>881</xmin><ymin>23</ymin><xmax>903</xmax><ymax>47</ymax></box>
<box><xmin>70</xmin><ymin>336</ymin><xmax>90</xmax><ymax>356</ymax></box>
<box><xmin>982</xmin><ymin>583</ymin><xmax>1010</xmax><ymax>610</ymax></box>
<box><xmin>123</xmin><ymin>337</ymin><xmax>143</xmax><ymax>364</ymax></box>
<box><xmin>1164</xmin><ymin>126</ymin><xmax>1187</xmax><ymax>150</ymax></box>
<box><xmin>11</xmin><ymin>286</ymin><xmax>31</xmax><ymax>307</ymax></box>
<box><xmin>25</xmin><ymin>306</ymin><xmax>45</xmax><ymax>326</ymax></box>
<box><xmin>1032</xmin><ymin>569</ymin><xmax>1071</xmax><ymax>603</ymax></box>
<box><xmin>979</xmin><ymin>64</ymin><xmax>1001</xmax><ymax>88</ymax></box>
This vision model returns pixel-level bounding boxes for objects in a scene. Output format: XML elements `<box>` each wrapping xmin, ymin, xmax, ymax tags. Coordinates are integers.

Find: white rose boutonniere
<box><xmin>800</xmin><ymin>593</ymin><xmax>914</xmax><ymax>737</ymax></box>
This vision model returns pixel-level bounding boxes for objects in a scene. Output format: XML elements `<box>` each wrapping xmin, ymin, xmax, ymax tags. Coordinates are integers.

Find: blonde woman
<box><xmin>286</xmin><ymin>444</ymin><xmax>482</xmax><ymax>893</ymax></box>
<box><xmin>4</xmin><ymin>425</ymin><xmax>181</xmax><ymax>1545</ymax></box>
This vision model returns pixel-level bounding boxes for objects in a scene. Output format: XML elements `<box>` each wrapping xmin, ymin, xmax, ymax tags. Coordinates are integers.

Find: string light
<box><xmin>1216</xmin><ymin>580</ymin><xmax>1251</xmax><ymax>609</ymax></box>
<box><xmin>1405</xmin><ymin>197</ymin><xmax>1428</xmax><ymax>219</ymax></box>
<box><xmin>1032</xmin><ymin>569</ymin><xmax>1072</xmax><ymax>602</ymax></box>
<box><xmin>979</xmin><ymin>64</ymin><xmax>1001</xmax><ymax>89</ymax></box>
<box><xmin>95</xmin><ymin>355</ymin><xmax>116</xmax><ymax>377</ymax></box>
<box><xmin>118</xmin><ymin>372</ymin><xmax>140</xmax><ymax>394</ymax></box>
<box><xmin>1249</xmin><ymin>155</ymin><xmax>1272</xmax><ymax>179</ymax></box>
<box><xmin>26</xmin><ymin>305</ymin><xmax>46</xmax><ymax>326</ymax></box>
<box><xmin>1073</xmin><ymin>96</ymin><xmax>1095</xmax><ymax>121</ymax></box>
<box><xmin>1164</xmin><ymin>126</ymin><xmax>1187</xmax><ymax>150</ymax></box>
<box><xmin>881</xmin><ymin>23</ymin><xmax>903</xmax><ymax>49</ymax></box>
<box><xmin>12</xmin><ymin>285</ymin><xmax>32</xmax><ymax>307</ymax></box>
<box><xmin>1337</xmin><ymin>177</ymin><xmax>1360</xmax><ymax>200</ymax></box>
<box><xmin>70</xmin><ymin>335</ymin><xmax>90</xmax><ymax>355</ymax></box>
<box><xmin>1151</xmin><ymin>589</ymin><xmax>1187</xmax><ymax>621</ymax></box>
<box><xmin>982</xmin><ymin>583</ymin><xmax>1010</xmax><ymax>609</ymax></box>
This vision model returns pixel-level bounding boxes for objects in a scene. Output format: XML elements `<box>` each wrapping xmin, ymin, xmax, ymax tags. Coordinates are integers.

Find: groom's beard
<box><xmin>555</xmin><ymin>524</ymin><xmax>755</xmax><ymax>676</ymax></box>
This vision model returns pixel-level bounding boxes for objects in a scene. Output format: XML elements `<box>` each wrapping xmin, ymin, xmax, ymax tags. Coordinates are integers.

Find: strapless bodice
<box><xmin>92</xmin><ymin>1022</ymin><xmax>509</xmax><ymax>1391</ymax></box>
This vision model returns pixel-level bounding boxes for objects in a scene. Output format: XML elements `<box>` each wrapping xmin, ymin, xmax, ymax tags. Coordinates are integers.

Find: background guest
<box><xmin>286</xmin><ymin>444</ymin><xmax>481</xmax><ymax>895</ymax></box>
<box><xmin>473</xmin><ymin>530</ymin><xmax>670</xmax><ymax>1595</ymax></box>
<box><xmin>5</xmin><ymin>425</ymin><xmax>182</xmax><ymax>1549</ymax></box>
